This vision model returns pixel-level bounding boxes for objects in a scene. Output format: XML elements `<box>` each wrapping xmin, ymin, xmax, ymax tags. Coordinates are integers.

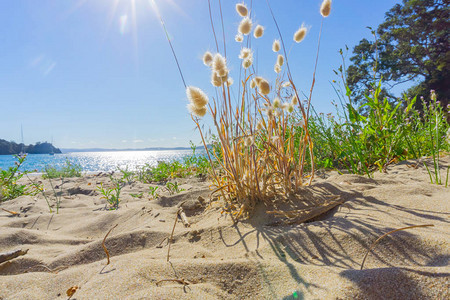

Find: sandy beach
<box><xmin>0</xmin><ymin>156</ymin><xmax>448</xmax><ymax>299</ymax></box>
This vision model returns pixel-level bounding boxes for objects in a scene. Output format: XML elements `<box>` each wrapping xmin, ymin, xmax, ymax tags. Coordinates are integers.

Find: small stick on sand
<box><xmin>27</xmin><ymin>264</ymin><xmax>68</xmax><ymax>274</ymax></box>
<box><xmin>156</xmin><ymin>278</ymin><xmax>190</xmax><ymax>286</ymax></box>
<box><xmin>102</xmin><ymin>224</ymin><xmax>118</xmax><ymax>265</ymax></box>
<box><xmin>1</xmin><ymin>208</ymin><xmax>19</xmax><ymax>215</ymax></box>
<box><xmin>0</xmin><ymin>249</ymin><xmax>29</xmax><ymax>264</ymax></box>
<box><xmin>167</xmin><ymin>209</ymin><xmax>180</xmax><ymax>262</ymax></box>
<box><xmin>156</xmin><ymin>237</ymin><xmax>168</xmax><ymax>248</ymax></box>
<box><xmin>360</xmin><ymin>224</ymin><xmax>434</xmax><ymax>270</ymax></box>
<box><xmin>178</xmin><ymin>207</ymin><xmax>190</xmax><ymax>227</ymax></box>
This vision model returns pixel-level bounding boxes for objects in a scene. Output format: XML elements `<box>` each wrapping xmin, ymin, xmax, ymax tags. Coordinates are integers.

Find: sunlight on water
<box><xmin>0</xmin><ymin>150</ymin><xmax>201</xmax><ymax>173</ymax></box>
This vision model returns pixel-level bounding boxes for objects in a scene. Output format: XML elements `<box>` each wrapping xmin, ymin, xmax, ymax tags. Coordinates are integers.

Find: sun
<box><xmin>63</xmin><ymin>0</ymin><xmax>186</xmax><ymax>69</ymax></box>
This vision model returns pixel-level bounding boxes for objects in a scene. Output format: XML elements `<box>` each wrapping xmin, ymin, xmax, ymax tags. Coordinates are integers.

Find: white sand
<box><xmin>0</xmin><ymin>157</ymin><xmax>448</xmax><ymax>299</ymax></box>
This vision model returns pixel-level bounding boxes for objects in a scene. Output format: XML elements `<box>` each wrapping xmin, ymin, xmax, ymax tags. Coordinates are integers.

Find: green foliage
<box><xmin>413</xmin><ymin>91</ymin><xmax>450</xmax><ymax>185</ymax></box>
<box><xmin>97</xmin><ymin>177</ymin><xmax>122</xmax><ymax>210</ymax></box>
<box><xmin>307</xmin><ymin>85</ymin><xmax>449</xmax><ymax>177</ymax></box>
<box><xmin>347</xmin><ymin>0</ymin><xmax>449</xmax><ymax>110</ymax></box>
<box><xmin>148</xmin><ymin>186</ymin><xmax>160</xmax><ymax>199</ymax></box>
<box><xmin>118</xmin><ymin>166</ymin><xmax>135</xmax><ymax>184</ymax></box>
<box><xmin>0</xmin><ymin>155</ymin><xmax>36</xmax><ymax>201</ymax></box>
<box><xmin>130</xmin><ymin>192</ymin><xmax>144</xmax><ymax>199</ymax></box>
<box><xmin>165</xmin><ymin>181</ymin><xmax>185</xmax><ymax>195</ymax></box>
<box><xmin>136</xmin><ymin>143</ymin><xmax>210</xmax><ymax>183</ymax></box>
<box><xmin>43</xmin><ymin>159</ymin><xmax>82</xmax><ymax>179</ymax></box>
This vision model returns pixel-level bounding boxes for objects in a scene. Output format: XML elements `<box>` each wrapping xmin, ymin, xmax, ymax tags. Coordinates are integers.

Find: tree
<box><xmin>346</xmin><ymin>0</ymin><xmax>449</xmax><ymax>110</ymax></box>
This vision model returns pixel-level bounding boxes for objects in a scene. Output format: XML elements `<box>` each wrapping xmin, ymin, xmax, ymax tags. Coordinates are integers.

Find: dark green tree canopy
<box><xmin>347</xmin><ymin>0</ymin><xmax>449</xmax><ymax>108</ymax></box>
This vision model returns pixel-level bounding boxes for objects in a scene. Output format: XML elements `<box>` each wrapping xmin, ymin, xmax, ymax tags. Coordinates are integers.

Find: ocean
<box><xmin>0</xmin><ymin>150</ymin><xmax>202</xmax><ymax>173</ymax></box>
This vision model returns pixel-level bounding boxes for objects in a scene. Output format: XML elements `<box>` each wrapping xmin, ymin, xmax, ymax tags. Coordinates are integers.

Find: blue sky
<box><xmin>0</xmin><ymin>0</ymin><xmax>404</xmax><ymax>149</ymax></box>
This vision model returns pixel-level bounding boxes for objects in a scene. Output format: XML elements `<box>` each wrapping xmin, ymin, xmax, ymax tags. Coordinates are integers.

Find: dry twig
<box><xmin>156</xmin><ymin>278</ymin><xmax>191</xmax><ymax>286</ymax></box>
<box><xmin>360</xmin><ymin>224</ymin><xmax>434</xmax><ymax>270</ymax></box>
<box><xmin>1</xmin><ymin>208</ymin><xmax>19</xmax><ymax>215</ymax></box>
<box><xmin>156</xmin><ymin>237</ymin><xmax>168</xmax><ymax>248</ymax></box>
<box><xmin>26</xmin><ymin>264</ymin><xmax>68</xmax><ymax>274</ymax></box>
<box><xmin>178</xmin><ymin>207</ymin><xmax>190</xmax><ymax>227</ymax></box>
<box><xmin>167</xmin><ymin>209</ymin><xmax>180</xmax><ymax>262</ymax></box>
<box><xmin>102</xmin><ymin>224</ymin><xmax>118</xmax><ymax>265</ymax></box>
<box><xmin>0</xmin><ymin>249</ymin><xmax>28</xmax><ymax>264</ymax></box>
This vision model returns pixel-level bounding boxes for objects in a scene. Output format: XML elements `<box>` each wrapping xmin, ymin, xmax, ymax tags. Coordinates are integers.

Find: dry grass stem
<box><xmin>1</xmin><ymin>208</ymin><xmax>19</xmax><ymax>215</ymax></box>
<box><xmin>156</xmin><ymin>278</ymin><xmax>191</xmax><ymax>286</ymax></box>
<box><xmin>360</xmin><ymin>224</ymin><xmax>435</xmax><ymax>270</ymax></box>
<box><xmin>27</xmin><ymin>264</ymin><xmax>68</xmax><ymax>274</ymax></box>
<box><xmin>102</xmin><ymin>224</ymin><xmax>118</xmax><ymax>265</ymax></box>
<box><xmin>167</xmin><ymin>209</ymin><xmax>180</xmax><ymax>262</ymax></box>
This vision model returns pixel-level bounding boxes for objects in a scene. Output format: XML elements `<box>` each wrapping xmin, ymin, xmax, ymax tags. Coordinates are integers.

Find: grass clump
<box><xmin>172</xmin><ymin>1</ymin><xmax>334</xmax><ymax>217</ymax></box>
<box><xmin>165</xmin><ymin>181</ymin><xmax>185</xmax><ymax>195</ymax></box>
<box><xmin>148</xmin><ymin>186</ymin><xmax>160</xmax><ymax>199</ymax></box>
<box><xmin>136</xmin><ymin>143</ymin><xmax>210</xmax><ymax>183</ymax></box>
<box><xmin>118</xmin><ymin>166</ymin><xmax>135</xmax><ymax>184</ymax></box>
<box><xmin>43</xmin><ymin>159</ymin><xmax>82</xmax><ymax>179</ymax></box>
<box><xmin>306</xmin><ymin>49</ymin><xmax>449</xmax><ymax>180</ymax></box>
<box><xmin>97</xmin><ymin>177</ymin><xmax>123</xmax><ymax>210</ymax></box>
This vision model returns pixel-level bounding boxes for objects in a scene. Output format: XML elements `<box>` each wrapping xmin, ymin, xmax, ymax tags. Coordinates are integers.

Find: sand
<box><xmin>0</xmin><ymin>157</ymin><xmax>449</xmax><ymax>299</ymax></box>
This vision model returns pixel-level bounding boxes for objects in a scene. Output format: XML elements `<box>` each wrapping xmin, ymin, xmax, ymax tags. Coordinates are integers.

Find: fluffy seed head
<box><xmin>186</xmin><ymin>86</ymin><xmax>209</xmax><ymax>108</ymax></box>
<box><xmin>211</xmin><ymin>71</ymin><xmax>222</xmax><ymax>87</ymax></box>
<box><xmin>277</xmin><ymin>54</ymin><xmax>284</xmax><ymax>66</ymax></box>
<box><xmin>291</xmin><ymin>95</ymin><xmax>299</xmax><ymax>105</ymax></box>
<box><xmin>254</xmin><ymin>76</ymin><xmax>263</xmax><ymax>84</ymax></box>
<box><xmin>253</xmin><ymin>25</ymin><xmax>264</xmax><ymax>38</ymax></box>
<box><xmin>226</xmin><ymin>78</ymin><xmax>234</xmax><ymax>86</ymax></box>
<box><xmin>203</xmin><ymin>51</ymin><xmax>213</xmax><ymax>66</ymax></box>
<box><xmin>258</xmin><ymin>78</ymin><xmax>270</xmax><ymax>95</ymax></box>
<box><xmin>213</xmin><ymin>53</ymin><xmax>228</xmax><ymax>77</ymax></box>
<box><xmin>239</xmin><ymin>47</ymin><xmax>252</xmax><ymax>59</ymax></box>
<box><xmin>235</xmin><ymin>33</ymin><xmax>244</xmax><ymax>42</ymax></box>
<box><xmin>320</xmin><ymin>0</ymin><xmax>332</xmax><ymax>17</ymax></box>
<box><xmin>187</xmin><ymin>103</ymin><xmax>207</xmax><ymax>117</ymax></box>
<box><xmin>274</xmin><ymin>64</ymin><xmax>281</xmax><ymax>74</ymax></box>
<box><xmin>250</xmin><ymin>78</ymin><xmax>257</xmax><ymax>89</ymax></box>
<box><xmin>293</xmin><ymin>25</ymin><xmax>307</xmax><ymax>43</ymax></box>
<box><xmin>236</xmin><ymin>3</ymin><xmax>248</xmax><ymax>17</ymax></box>
<box><xmin>273</xmin><ymin>97</ymin><xmax>281</xmax><ymax>108</ymax></box>
<box><xmin>243</xmin><ymin>58</ymin><xmax>253</xmax><ymax>69</ymax></box>
<box><xmin>221</xmin><ymin>73</ymin><xmax>228</xmax><ymax>82</ymax></box>
<box><xmin>287</xmin><ymin>103</ymin><xmax>294</xmax><ymax>113</ymax></box>
<box><xmin>239</xmin><ymin>17</ymin><xmax>253</xmax><ymax>35</ymax></box>
<box><xmin>282</xmin><ymin>81</ymin><xmax>291</xmax><ymax>88</ymax></box>
<box><xmin>272</xmin><ymin>39</ymin><xmax>281</xmax><ymax>52</ymax></box>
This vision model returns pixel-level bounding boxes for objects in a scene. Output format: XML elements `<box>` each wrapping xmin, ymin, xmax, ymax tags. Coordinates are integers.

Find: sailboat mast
<box><xmin>20</xmin><ymin>125</ymin><xmax>25</xmax><ymax>155</ymax></box>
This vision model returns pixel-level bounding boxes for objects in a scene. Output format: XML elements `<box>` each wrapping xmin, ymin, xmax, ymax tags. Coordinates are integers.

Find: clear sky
<box><xmin>0</xmin><ymin>0</ymin><xmax>404</xmax><ymax>149</ymax></box>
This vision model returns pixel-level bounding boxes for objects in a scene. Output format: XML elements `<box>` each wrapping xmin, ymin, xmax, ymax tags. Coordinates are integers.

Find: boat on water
<box><xmin>49</xmin><ymin>136</ymin><xmax>55</xmax><ymax>155</ymax></box>
<box><xmin>18</xmin><ymin>125</ymin><xmax>26</xmax><ymax>158</ymax></box>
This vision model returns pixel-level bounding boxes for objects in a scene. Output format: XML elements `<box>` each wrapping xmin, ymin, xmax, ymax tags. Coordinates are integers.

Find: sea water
<box><xmin>0</xmin><ymin>150</ymin><xmax>203</xmax><ymax>173</ymax></box>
